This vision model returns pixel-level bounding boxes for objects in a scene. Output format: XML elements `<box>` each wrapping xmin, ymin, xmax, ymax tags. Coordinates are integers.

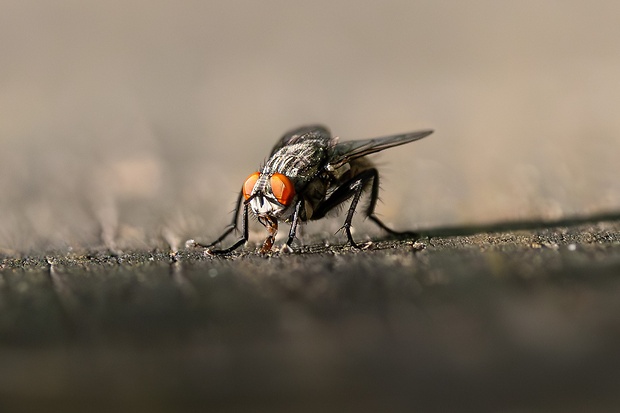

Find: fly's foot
<box><xmin>280</xmin><ymin>244</ymin><xmax>294</xmax><ymax>254</ymax></box>
<box><xmin>186</xmin><ymin>239</ymin><xmax>216</xmax><ymax>249</ymax></box>
<box><xmin>206</xmin><ymin>247</ymin><xmax>234</xmax><ymax>256</ymax></box>
<box><xmin>336</xmin><ymin>223</ymin><xmax>368</xmax><ymax>251</ymax></box>
<box><xmin>336</xmin><ymin>223</ymin><xmax>355</xmax><ymax>240</ymax></box>
<box><xmin>205</xmin><ymin>249</ymin><xmax>222</xmax><ymax>256</ymax></box>
<box><xmin>347</xmin><ymin>239</ymin><xmax>373</xmax><ymax>251</ymax></box>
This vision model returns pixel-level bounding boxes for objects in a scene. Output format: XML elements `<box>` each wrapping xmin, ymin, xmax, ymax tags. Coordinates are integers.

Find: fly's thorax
<box><xmin>265</xmin><ymin>139</ymin><xmax>328</xmax><ymax>182</ymax></box>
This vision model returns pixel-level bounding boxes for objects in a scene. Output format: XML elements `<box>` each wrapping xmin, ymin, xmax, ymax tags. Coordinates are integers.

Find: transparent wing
<box><xmin>328</xmin><ymin>129</ymin><xmax>433</xmax><ymax>169</ymax></box>
<box><xmin>270</xmin><ymin>125</ymin><xmax>332</xmax><ymax>156</ymax></box>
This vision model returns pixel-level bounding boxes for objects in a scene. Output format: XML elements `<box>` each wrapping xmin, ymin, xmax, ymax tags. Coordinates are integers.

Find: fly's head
<box><xmin>242</xmin><ymin>170</ymin><xmax>296</xmax><ymax>220</ymax></box>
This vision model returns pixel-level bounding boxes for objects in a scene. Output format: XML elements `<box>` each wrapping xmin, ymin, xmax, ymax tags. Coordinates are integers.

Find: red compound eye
<box><xmin>243</xmin><ymin>172</ymin><xmax>260</xmax><ymax>200</ymax></box>
<box><xmin>270</xmin><ymin>173</ymin><xmax>295</xmax><ymax>206</ymax></box>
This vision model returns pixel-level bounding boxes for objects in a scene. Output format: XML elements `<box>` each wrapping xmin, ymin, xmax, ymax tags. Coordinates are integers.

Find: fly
<box><xmin>193</xmin><ymin>125</ymin><xmax>433</xmax><ymax>254</ymax></box>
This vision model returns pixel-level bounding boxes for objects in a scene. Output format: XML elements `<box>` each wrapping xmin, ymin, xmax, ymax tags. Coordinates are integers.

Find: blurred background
<box><xmin>1</xmin><ymin>0</ymin><xmax>619</xmax><ymax>253</ymax></box>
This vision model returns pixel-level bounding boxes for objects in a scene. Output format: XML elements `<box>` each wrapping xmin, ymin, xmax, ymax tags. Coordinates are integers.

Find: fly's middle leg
<box><xmin>285</xmin><ymin>200</ymin><xmax>303</xmax><ymax>249</ymax></box>
<box><xmin>314</xmin><ymin>168</ymin><xmax>418</xmax><ymax>248</ymax></box>
<box><xmin>339</xmin><ymin>168</ymin><xmax>394</xmax><ymax>248</ymax></box>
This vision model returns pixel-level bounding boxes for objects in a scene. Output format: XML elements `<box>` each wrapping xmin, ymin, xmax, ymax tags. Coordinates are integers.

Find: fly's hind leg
<box><xmin>363</xmin><ymin>169</ymin><xmax>420</xmax><ymax>241</ymax></box>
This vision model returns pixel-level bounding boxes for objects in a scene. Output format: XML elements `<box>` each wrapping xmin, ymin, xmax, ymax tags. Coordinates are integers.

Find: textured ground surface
<box><xmin>1</xmin><ymin>218</ymin><xmax>620</xmax><ymax>412</ymax></box>
<box><xmin>4</xmin><ymin>3</ymin><xmax>620</xmax><ymax>412</ymax></box>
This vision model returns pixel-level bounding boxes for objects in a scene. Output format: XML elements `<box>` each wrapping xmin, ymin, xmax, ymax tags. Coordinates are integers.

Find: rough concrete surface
<box><xmin>1</xmin><ymin>218</ymin><xmax>620</xmax><ymax>412</ymax></box>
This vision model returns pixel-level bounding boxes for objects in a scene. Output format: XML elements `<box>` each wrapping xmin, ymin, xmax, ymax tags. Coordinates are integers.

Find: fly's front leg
<box><xmin>189</xmin><ymin>190</ymin><xmax>243</xmax><ymax>249</ymax></box>
<box><xmin>208</xmin><ymin>202</ymin><xmax>250</xmax><ymax>255</ymax></box>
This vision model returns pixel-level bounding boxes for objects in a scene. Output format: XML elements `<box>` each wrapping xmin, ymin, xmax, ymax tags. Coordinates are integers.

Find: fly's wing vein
<box><xmin>327</xmin><ymin>129</ymin><xmax>433</xmax><ymax>169</ymax></box>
